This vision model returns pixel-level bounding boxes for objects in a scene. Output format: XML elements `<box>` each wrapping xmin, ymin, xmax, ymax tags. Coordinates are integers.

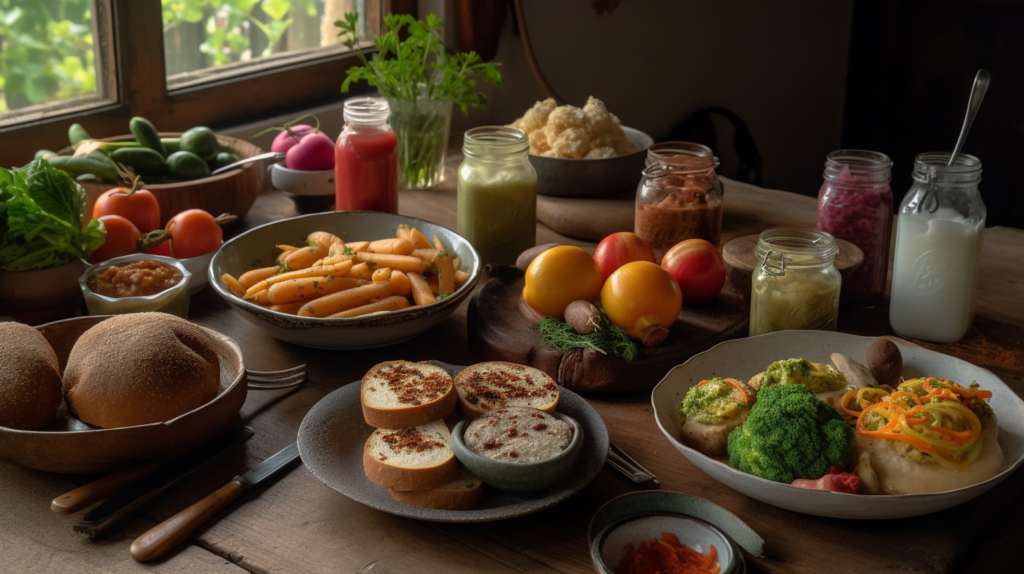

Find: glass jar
<box><xmin>635</xmin><ymin>142</ymin><xmax>723</xmax><ymax>259</ymax></box>
<box><xmin>816</xmin><ymin>149</ymin><xmax>893</xmax><ymax>308</ymax></box>
<box><xmin>335</xmin><ymin>97</ymin><xmax>399</xmax><ymax>213</ymax></box>
<box><xmin>457</xmin><ymin>126</ymin><xmax>538</xmax><ymax>265</ymax></box>
<box><xmin>750</xmin><ymin>228</ymin><xmax>841</xmax><ymax>336</ymax></box>
<box><xmin>387</xmin><ymin>97</ymin><xmax>453</xmax><ymax>189</ymax></box>
<box><xmin>890</xmin><ymin>152</ymin><xmax>985</xmax><ymax>344</ymax></box>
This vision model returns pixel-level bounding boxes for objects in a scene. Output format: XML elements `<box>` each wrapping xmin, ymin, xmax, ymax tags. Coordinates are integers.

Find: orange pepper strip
<box><xmin>840</xmin><ymin>389</ymin><xmax>862</xmax><ymax>417</ymax></box>
<box><xmin>696</xmin><ymin>378</ymin><xmax>748</xmax><ymax>407</ymax></box>
<box><xmin>929</xmin><ymin>425</ymin><xmax>973</xmax><ymax>445</ymax></box>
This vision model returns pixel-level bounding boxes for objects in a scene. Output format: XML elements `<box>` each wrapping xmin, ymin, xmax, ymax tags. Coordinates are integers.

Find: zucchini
<box><xmin>129</xmin><ymin>117</ymin><xmax>167</xmax><ymax>157</ymax></box>
<box><xmin>111</xmin><ymin>147</ymin><xmax>167</xmax><ymax>175</ymax></box>
<box><xmin>167</xmin><ymin>151</ymin><xmax>211</xmax><ymax>180</ymax></box>
<box><xmin>46</xmin><ymin>155</ymin><xmax>120</xmax><ymax>181</ymax></box>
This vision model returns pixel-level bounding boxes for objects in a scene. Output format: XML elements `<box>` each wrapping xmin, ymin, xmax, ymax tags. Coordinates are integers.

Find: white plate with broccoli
<box><xmin>651</xmin><ymin>330</ymin><xmax>1024</xmax><ymax>519</ymax></box>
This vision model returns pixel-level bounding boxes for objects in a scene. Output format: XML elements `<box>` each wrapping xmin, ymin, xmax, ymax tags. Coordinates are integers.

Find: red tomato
<box><xmin>92</xmin><ymin>187</ymin><xmax>161</xmax><ymax>233</ymax></box>
<box><xmin>89</xmin><ymin>215</ymin><xmax>140</xmax><ymax>264</ymax></box>
<box><xmin>145</xmin><ymin>240</ymin><xmax>174</xmax><ymax>257</ymax></box>
<box><xmin>593</xmin><ymin>232</ymin><xmax>656</xmax><ymax>281</ymax></box>
<box><xmin>165</xmin><ymin>209</ymin><xmax>223</xmax><ymax>259</ymax></box>
<box><xmin>661</xmin><ymin>239</ymin><xmax>726</xmax><ymax>304</ymax></box>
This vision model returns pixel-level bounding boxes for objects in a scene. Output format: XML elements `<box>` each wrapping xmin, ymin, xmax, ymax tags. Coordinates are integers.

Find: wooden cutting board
<box><xmin>536</xmin><ymin>189</ymin><xmax>635</xmax><ymax>241</ymax></box>
<box><xmin>467</xmin><ymin>264</ymin><xmax>749</xmax><ymax>394</ymax></box>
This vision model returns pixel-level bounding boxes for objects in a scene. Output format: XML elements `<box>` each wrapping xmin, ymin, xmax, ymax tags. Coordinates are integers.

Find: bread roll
<box><xmin>363</xmin><ymin>420</ymin><xmax>459</xmax><ymax>491</ymax></box>
<box><xmin>0</xmin><ymin>322</ymin><xmax>63</xmax><ymax>430</ymax></box>
<box><xmin>64</xmin><ymin>313</ymin><xmax>220</xmax><ymax>429</ymax></box>
<box><xmin>389</xmin><ymin>468</ymin><xmax>484</xmax><ymax>510</ymax></box>
<box><xmin>454</xmin><ymin>362</ymin><xmax>559</xmax><ymax>418</ymax></box>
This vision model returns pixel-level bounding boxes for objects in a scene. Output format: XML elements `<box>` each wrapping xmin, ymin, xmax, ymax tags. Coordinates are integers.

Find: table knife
<box><xmin>71</xmin><ymin>426</ymin><xmax>254</xmax><ymax>538</ymax></box>
<box><xmin>130</xmin><ymin>441</ymin><xmax>300</xmax><ymax>562</ymax></box>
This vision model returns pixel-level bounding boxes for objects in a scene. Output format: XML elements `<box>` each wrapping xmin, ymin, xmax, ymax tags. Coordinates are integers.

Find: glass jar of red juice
<box><xmin>816</xmin><ymin>149</ymin><xmax>893</xmax><ymax>307</ymax></box>
<box><xmin>335</xmin><ymin>97</ymin><xmax>398</xmax><ymax>213</ymax></box>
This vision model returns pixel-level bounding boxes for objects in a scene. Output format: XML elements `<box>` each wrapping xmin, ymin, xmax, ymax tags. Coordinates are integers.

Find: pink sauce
<box><xmin>817</xmin><ymin>164</ymin><xmax>893</xmax><ymax>307</ymax></box>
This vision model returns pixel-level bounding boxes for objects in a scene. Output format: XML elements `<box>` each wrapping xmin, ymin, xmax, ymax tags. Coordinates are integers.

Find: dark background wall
<box><xmin>842</xmin><ymin>0</ymin><xmax>1023</xmax><ymax>228</ymax></box>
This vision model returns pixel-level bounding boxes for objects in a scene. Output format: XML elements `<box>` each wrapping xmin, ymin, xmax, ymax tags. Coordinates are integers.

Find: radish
<box><xmin>272</xmin><ymin>124</ymin><xmax>318</xmax><ymax>154</ymax></box>
<box><xmin>286</xmin><ymin>132</ymin><xmax>335</xmax><ymax>170</ymax></box>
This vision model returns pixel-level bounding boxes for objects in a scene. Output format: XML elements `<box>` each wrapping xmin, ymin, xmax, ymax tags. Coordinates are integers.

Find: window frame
<box><xmin>0</xmin><ymin>0</ymin><xmax>413</xmax><ymax>168</ymax></box>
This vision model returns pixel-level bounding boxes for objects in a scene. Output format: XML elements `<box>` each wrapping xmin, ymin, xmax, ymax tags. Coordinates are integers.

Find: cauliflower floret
<box><xmin>527</xmin><ymin>128</ymin><xmax>551</xmax><ymax>155</ymax></box>
<box><xmin>545</xmin><ymin>105</ymin><xmax>586</xmax><ymax>132</ymax></box>
<box><xmin>584</xmin><ymin>146</ymin><xmax>617</xmax><ymax>160</ymax></box>
<box><xmin>614</xmin><ymin>138</ymin><xmax>640</xmax><ymax>156</ymax></box>
<box><xmin>512</xmin><ymin>98</ymin><xmax>557</xmax><ymax>134</ymax></box>
<box><xmin>548</xmin><ymin>127</ymin><xmax>590</xmax><ymax>159</ymax></box>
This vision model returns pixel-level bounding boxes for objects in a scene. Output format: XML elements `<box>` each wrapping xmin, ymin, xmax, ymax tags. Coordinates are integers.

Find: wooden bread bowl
<box><xmin>0</xmin><ymin>316</ymin><xmax>247</xmax><ymax>474</ymax></box>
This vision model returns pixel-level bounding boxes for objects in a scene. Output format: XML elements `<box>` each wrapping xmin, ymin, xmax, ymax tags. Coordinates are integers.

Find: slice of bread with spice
<box><xmin>454</xmin><ymin>362</ymin><xmax>559</xmax><ymax>419</ymax></box>
<box><xmin>388</xmin><ymin>468</ymin><xmax>484</xmax><ymax>510</ymax></box>
<box><xmin>363</xmin><ymin>419</ymin><xmax>459</xmax><ymax>491</ymax></box>
<box><xmin>361</xmin><ymin>361</ymin><xmax>457</xmax><ymax>429</ymax></box>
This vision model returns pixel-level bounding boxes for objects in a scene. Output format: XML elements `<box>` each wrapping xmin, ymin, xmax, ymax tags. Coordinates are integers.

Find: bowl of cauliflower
<box><xmin>510</xmin><ymin>97</ymin><xmax>653</xmax><ymax>197</ymax></box>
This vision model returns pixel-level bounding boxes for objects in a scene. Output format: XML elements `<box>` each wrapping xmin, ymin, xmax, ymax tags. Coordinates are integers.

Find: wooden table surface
<box><xmin>4</xmin><ymin>156</ymin><xmax>1024</xmax><ymax>574</ymax></box>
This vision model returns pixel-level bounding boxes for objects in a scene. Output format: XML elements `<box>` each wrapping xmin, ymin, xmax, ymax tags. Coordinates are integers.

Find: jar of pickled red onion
<box><xmin>816</xmin><ymin>150</ymin><xmax>893</xmax><ymax>308</ymax></box>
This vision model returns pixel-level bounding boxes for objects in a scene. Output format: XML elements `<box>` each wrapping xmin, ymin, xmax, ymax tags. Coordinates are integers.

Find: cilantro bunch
<box><xmin>335</xmin><ymin>13</ymin><xmax>503</xmax><ymax>114</ymax></box>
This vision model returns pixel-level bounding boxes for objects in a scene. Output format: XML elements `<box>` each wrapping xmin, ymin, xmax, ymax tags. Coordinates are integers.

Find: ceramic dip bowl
<box><xmin>450</xmin><ymin>411</ymin><xmax>583</xmax><ymax>493</ymax></box>
<box><xmin>80</xmin><ymin>253</ymin><xmax>192</xmax><ymax>318</ymax></box>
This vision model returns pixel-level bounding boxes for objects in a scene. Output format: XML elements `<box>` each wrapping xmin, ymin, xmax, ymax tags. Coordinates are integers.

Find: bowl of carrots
<box><xmin>210</xmin><ymin>211</ymin><xmax>480</xmax><ymax>350</ymax></box>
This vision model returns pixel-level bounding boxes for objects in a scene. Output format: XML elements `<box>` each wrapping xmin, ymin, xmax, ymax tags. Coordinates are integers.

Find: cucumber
<box><xmin>211</xmin><ymin>151</ymin><xmax>241</xmax><ymax>170</ymax></box>
<box><xmin>162</xmin><ymin>138</ymin><xmax>182</xmax><ymax>154</ymax></box>
<box><xmin>167</xmin><ymin>151</ymin><xmax>211</xmax><ymax>180</ymax></box>
<box><xmin>129</xmin><ymin>117</ymin><xmax>166</xmax><ymax>157</ymax></box>
<box><xmin>111</xmin><ymin>147</ymin><xmax>167</xmax><ymax>175</ymax></box>
<box><xmin>46</xmin><ymin>155</ymin><xmax>120</xmax><ymax>181</ymax></box>
<box><xmin>68</xmin><ymin>123</ymin><xmax>91</xmax><ymax>146</ymax></box>
<box><xmin>180</xmin><ymin>126</ymin><xmax>220</xmax><ymax>160</ymax></box>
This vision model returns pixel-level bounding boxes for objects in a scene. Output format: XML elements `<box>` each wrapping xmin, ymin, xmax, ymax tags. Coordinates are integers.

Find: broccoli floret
<box><xmin>727</xmin><ymin>384</ymin><xmax>851</xmax><ymax>483</ymax></box>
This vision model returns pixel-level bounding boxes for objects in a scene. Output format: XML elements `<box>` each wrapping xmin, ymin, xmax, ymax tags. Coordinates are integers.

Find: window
<box><xmin>0</xmin><ymin>0</ymin><xmax>398</xmax><ymax>169</ymax></box>
<box><xmin>0</xmin><ymin>0</ymin><xmax>115</xmax><ymax>126</ymax></box>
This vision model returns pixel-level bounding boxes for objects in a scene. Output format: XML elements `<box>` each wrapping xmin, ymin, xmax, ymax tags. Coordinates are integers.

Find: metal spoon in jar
<box><xmin>918</xmin><ymin>69</ymin><xmax>990</xmax><ymax>213</ymax></box>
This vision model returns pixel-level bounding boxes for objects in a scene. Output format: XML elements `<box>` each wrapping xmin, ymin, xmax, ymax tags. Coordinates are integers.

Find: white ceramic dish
<box><xmin>652</xmin><ymin>330</ymin><xmax>1024</xmax><ymax>519</ymax></box>
<box><xmin>209</xmin><ymin>211</ymin><xmax>481</xmax><ymax>350</ymax></box>
<box><xmin>178</xmin><ymin>250</ymin><xmax>213</xmax><ymax>294</ymax></box>
<box><xmin>271</xmin><ymin>163</ymin><xmax>335</xmax><ymax>196</ymax></box>
<box><xmin>79</xmin><ymin>253</ymin><xmax>192</xmax><ymax>318</ymax></box>
<box><xmin>593</xmin><ymin>515</ymin><xmax>737</xmax><ymax>574</ymax></box>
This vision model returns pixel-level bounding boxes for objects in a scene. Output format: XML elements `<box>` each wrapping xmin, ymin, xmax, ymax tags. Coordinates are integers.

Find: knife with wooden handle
<box><xmin>51</xmin><ymin>463</ymin><xmax>160</xmax><ymax>515</ymax></box>
<box><xmin>130</xmin><ymin>442</ymin><xmax>300</xmax><ymax>562</ymax></box>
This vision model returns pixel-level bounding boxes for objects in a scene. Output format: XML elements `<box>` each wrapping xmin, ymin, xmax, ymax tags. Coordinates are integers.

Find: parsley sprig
<box><xmin>335</xmin><ymin>13</ymin><xmax>502</xmax><ymax>114</ymax></box>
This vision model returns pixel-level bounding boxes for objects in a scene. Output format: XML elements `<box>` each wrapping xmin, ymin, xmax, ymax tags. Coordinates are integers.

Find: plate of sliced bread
<box><xmin>297</xmin><ymin>360</ymin><xmax>610</xmax><ymax>522</ymax></box>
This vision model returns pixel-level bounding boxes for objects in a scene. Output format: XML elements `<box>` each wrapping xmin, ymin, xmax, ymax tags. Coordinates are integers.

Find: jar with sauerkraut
<box><xmin>635</xmin><ymin>142</ymin><xmax>723</xmax><ymax>258</ymax></box>
<box><xmin>750</xmin><ymin>228</ymin><xmax>841</xmax><ymax>336</ymax></box>
<box><xmin>816</xmin><ymin>150</ymin><xmax>893</xmax><ymax>308</ymax></box>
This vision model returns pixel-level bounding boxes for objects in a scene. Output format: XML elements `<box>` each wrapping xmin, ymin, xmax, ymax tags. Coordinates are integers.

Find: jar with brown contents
<box><xmin>635</xmin><ymin>142</ymin><xmax>723</xmax><ymax>257</ymax></box>
<box><xmin>89</xmin><ymin>260</ymin><xmax>184</xmax><ymax>298</ymax></box>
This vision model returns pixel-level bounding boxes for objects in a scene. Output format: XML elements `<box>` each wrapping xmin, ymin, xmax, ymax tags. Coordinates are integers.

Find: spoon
<box><xmin>948</xmin><ymin>69</ymin><xmax>991</xmax><ymax>167</ymax></box>
<box><xmin>210</xmin><ymin>151</ymin><xmax>286</xmax><ymax>176</ymax></box>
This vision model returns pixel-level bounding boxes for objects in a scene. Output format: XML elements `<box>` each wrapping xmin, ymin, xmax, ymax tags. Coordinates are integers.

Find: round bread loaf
<box><xmin>0</xmin><ymin>322</ymin><xmax>63</xmax><ymax>430</ymax></box>
<box><xmin>64</xmin><ymin>313</ymin><xmax>221</xmax><ymax>429</ymax></box>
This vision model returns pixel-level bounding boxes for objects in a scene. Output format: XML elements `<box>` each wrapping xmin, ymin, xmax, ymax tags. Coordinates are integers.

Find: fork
<box><xmin>246</xmin><ymin>364</ymin><xmax>307</xmax><ymax>390</ymax></box>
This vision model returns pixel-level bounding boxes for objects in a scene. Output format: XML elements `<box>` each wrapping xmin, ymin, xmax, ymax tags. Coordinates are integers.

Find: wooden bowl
<box><xmin>0</xmin><ymin>316</ymin><xmax>247</xmax><ymax>474</ymax></box>
<box><xmin>0</xmin><ymin>259</ymin><xmax>85</xmax><ymax>325</ymax></box>
<box><xmin>59</xmin><ymin>132</ymin><xmax>265</xmax><ymax>227</ymax></box>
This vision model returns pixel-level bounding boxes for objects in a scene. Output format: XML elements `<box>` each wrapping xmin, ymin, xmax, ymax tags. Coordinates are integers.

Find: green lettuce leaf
<box><xmin>0</xmin><ymin>159</ymin><xmax>106</xmax><ymax>271</ymax></box>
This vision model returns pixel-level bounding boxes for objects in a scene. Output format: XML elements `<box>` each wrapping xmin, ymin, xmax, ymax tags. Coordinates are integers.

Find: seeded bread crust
<box><xmin>388</xmin><ymin>468</ymin><xmax>484</xmax><ymax>510</ymax></box>
<box><xmin>361</xmin><ymin>361</ymin><xmax>457</xmax><ymax>429</ymax></box>
<box><xmin>454</xmin><ymin>362</ymin><xmax>559</xmax><ymax>418</ymax></box>
<box><xmin>363</xmin><ymin>420</ymin><xmax>459</xmax><ymax>491</ymax></box>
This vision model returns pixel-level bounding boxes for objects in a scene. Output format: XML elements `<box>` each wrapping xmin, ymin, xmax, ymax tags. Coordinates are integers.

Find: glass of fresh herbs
<box><xmin>336</xmin><ymin>13</ymin><xmax>502</xmax><ymax>189</ymax></box>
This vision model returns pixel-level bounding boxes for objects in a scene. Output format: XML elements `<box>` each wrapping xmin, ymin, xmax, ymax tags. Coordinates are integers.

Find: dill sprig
<box><xmin>535</xmin><ymin>309</ymin><xmax>638</xmax><ymax>362</ymax></box>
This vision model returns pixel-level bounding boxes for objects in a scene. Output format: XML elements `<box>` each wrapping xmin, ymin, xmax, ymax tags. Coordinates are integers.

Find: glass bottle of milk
<box><xmin>889</xmin><ymin>153</ymin><xmax>985</xmax><ymax>343</ymax></box>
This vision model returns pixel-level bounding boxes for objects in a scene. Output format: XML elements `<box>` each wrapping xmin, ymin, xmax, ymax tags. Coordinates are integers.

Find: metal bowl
<box><xmin>0</xmin><ymin>316</ymin><xmax>247</xmax><ymax>474</ymax></box>
<box><xmin>530</xmin><ymin>126</ymin><xmax>653</xmax><ymax>198</ymax></box>
<box><xmin>209</xmin><ymin>211</ymin><xmax>481</xmax><ymax>350</ymax></box>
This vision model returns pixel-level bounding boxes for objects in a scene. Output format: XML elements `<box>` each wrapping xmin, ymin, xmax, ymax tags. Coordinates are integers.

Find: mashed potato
<box><xmin>510</xmin><ymin>97</ymin><xmax>639</xmax><ymax>159</ymax></box>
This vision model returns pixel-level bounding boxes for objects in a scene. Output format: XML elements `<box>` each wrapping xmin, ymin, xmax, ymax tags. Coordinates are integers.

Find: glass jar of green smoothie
<box><xmin>457</xmin><ymin>126</ymin><xmax>538</xmax><ymax>264</ymax></box>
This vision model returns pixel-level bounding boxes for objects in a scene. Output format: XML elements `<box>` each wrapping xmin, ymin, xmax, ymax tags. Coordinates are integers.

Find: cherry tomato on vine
<box><xmin>88</xmin><ymin>215</ymin><xmax>141</xmax><ymax>264</ymax></box>
<box><xmin>164</xmin><ymin>209</ymin><xmax>223</xmax><ymax>259</ymax></box>
<box><xmin>92</xmin><ymin>187</ymin><xmax>161</xmax><ymax>233</ymax></box>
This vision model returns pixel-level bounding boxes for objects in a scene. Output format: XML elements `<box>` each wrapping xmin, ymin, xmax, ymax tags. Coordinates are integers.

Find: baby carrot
<box><xmin>298</xmin><ymin>280</ymin><xmax>392</xmax><ymax>318</ymax></box>
<box><xmin>327</xmin><ymin>295</ymin><xmax>410</xmax><ymax>318</ymax></box>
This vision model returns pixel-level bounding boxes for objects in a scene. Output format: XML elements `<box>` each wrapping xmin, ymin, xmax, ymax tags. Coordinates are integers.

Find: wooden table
<box><xmin>4</xmin><ymin>157</ymin><xmax>1024</xmax><ymax>574</ymax></box>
